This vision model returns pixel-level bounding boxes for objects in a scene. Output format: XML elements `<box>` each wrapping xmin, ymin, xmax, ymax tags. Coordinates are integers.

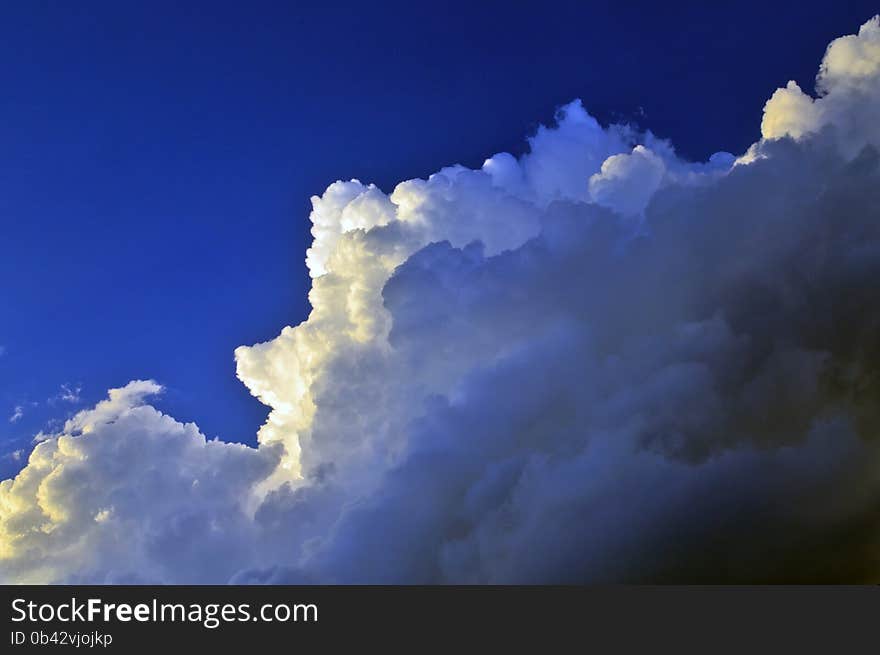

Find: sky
<box><xmin>3</xmin><ymin>1</ymin><xmax>878</xmax><ymax>469</ymax></box>
<box><xmin>2</xmin><ymin>4</ymin><xmax>880</xmax><ymax>583</ymax></box>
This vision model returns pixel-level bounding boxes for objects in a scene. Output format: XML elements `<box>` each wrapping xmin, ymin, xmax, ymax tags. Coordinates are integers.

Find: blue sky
<box><xmin>1</xmin><ymin>0</ymin><xmax>877</xmax><ymax>477</ymax></box>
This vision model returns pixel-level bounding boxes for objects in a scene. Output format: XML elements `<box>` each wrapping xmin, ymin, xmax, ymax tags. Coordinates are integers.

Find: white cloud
<box><xmin>588</xmin><ymin>145</ymin><xmax>666</xmax><ymax>218</ymax></box>
<box><xmin>0</xmin><ymin>381</ymin><xmax>281</xmax><ymax>582</ymax></box>
<box><xmin>55</xmin><ymin>384</ymin><xmax>82</xmax><ymax>404</ymax></box>
<box><xmin>8</xmin><ymin>406</ymin><xmax>23</xmax><ymax>424</ymax></box>
<box><xmin>761</xmin><ymin>16</ymin><xmax>880</xmax><ymax>156</ymax></box>
<box><xmin>2</xmin><ymin>17</ymin><xmax>880</xmax><ymax>583</ymax></box>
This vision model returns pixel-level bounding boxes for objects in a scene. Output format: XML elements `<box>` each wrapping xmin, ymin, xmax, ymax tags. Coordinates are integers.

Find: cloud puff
<box><xmin>3</xmin><ymin>17</ymin><xmax>880</xmax><ymax>583</ymax></box>
<box><xmin>762</xmin><ymin>16</ymin><xmax>880</xmax><ymax>155</ymax></box>
<box><xmin>588</xmin><ymin>145</ymin><xmax>666</xmax><ymax>218</ymax></box>
<box><xmin>0</xmin><ymin>381</ymin><xmax>280</xmax><ymax>582</ymax></box>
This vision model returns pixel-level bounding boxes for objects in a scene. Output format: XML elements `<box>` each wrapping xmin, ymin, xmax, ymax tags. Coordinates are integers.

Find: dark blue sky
<box><xmin>1</xmin><ymin>1</ymin><xmax>876</xmax><ymax>475</ymax></box>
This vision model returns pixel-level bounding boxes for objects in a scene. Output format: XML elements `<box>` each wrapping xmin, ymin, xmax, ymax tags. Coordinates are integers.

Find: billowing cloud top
<box><xmin>3</xmin><ymin>17</ymin><xmax>880</xmax><ymax>583</ymax></box>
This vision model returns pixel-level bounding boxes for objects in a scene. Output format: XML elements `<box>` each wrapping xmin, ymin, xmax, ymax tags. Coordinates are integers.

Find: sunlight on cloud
<box><xmin>2</xmin><ymin>17</ymin><xmax>880</xmax><ymax>583</ymax></box>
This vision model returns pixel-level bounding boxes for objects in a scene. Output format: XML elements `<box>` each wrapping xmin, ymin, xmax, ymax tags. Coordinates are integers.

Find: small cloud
<box><xmin>1</xmin><ymin>448</ymin><xmax>24</xmax><ymax>463</ymax></box>
<box><xmin>49</xmin><ymin>383</ymin><xmax>83</xmax><ymax>405</ymax></box>
<box><xmin>9</xmin><ymin>405</ymin><xmax>24</xmax><ymax>423</ymax></box>
<box><xmin>60</xmin><ymin>384</ymin><xmax>82</xmax><ymax>403</ymax></box>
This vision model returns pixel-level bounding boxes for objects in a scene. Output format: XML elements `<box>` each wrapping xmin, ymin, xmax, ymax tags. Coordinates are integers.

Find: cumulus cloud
<box><xmin>761</xmin><ymin>16</ymin><xmax>880</xmax><ymax>155</ymax></box>
<box><xmin>588</xmin><ymin>145</ymin><xmax>666</xmax><ymax>218</ymax></box>
<box><xmin>3</xmin><ymin>17</ymin><xmax>880</xmax><ymax>583</ymax></box>
<box><xmin>0</xmin><ymin>381</ymin><xmax>281</xmax><ymax>583</ymax></box>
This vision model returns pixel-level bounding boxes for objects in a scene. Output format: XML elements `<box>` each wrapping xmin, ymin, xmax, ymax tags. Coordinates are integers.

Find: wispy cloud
<box><xmin>8</xmin><ymin>405</ymin><xmax>24</xmax><ymax>424</ymax></box>
<box><xmin>59</xmin><ymin>383</ymin><xmax>82</xmax><ymax>404</ymax></box>
<box><xmin>48</xmin><ymin>383</ymin><xmax>83</xmax><ymax>405</ymax></box>
<box><xmin>5</xmin><ymin>449</ymin><xmax>23</xmax><ymax>462</ymax></box>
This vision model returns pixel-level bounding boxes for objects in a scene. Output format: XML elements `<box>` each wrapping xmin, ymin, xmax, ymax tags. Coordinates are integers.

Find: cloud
<box><xmin>52</xmin><ymin>384</ymin><xmax>82</xmax><ymax>405</ymax></box>
<box><xmin>2</xmin><ymin>17</ymin><xmax>880</xmax><ymax>583</ymax></box>
<box><xmin>8</xmin><ymin>406</ymin><xmax>23</xmax><ymax>424</ymax></box>
<box><xmin>588</xmin><ymin>145</ymin><xmax>666</xmax><ymax>218</ymax></box>
<box><xmin>0</xmin><ymin>381</ymin><xmax>281</xmax><ymax>582</ymax></box>
<box><xmin>761</xmin><ymin>16</ymin><xmax>880</xmax><ymax>156</ymax></box>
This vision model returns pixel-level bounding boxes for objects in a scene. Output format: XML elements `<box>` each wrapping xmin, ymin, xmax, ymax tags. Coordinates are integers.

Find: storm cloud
<box><xmin>3</xmin><ymin>17</ymin><xmax>880</xmax><ymax>583</ymax></box>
